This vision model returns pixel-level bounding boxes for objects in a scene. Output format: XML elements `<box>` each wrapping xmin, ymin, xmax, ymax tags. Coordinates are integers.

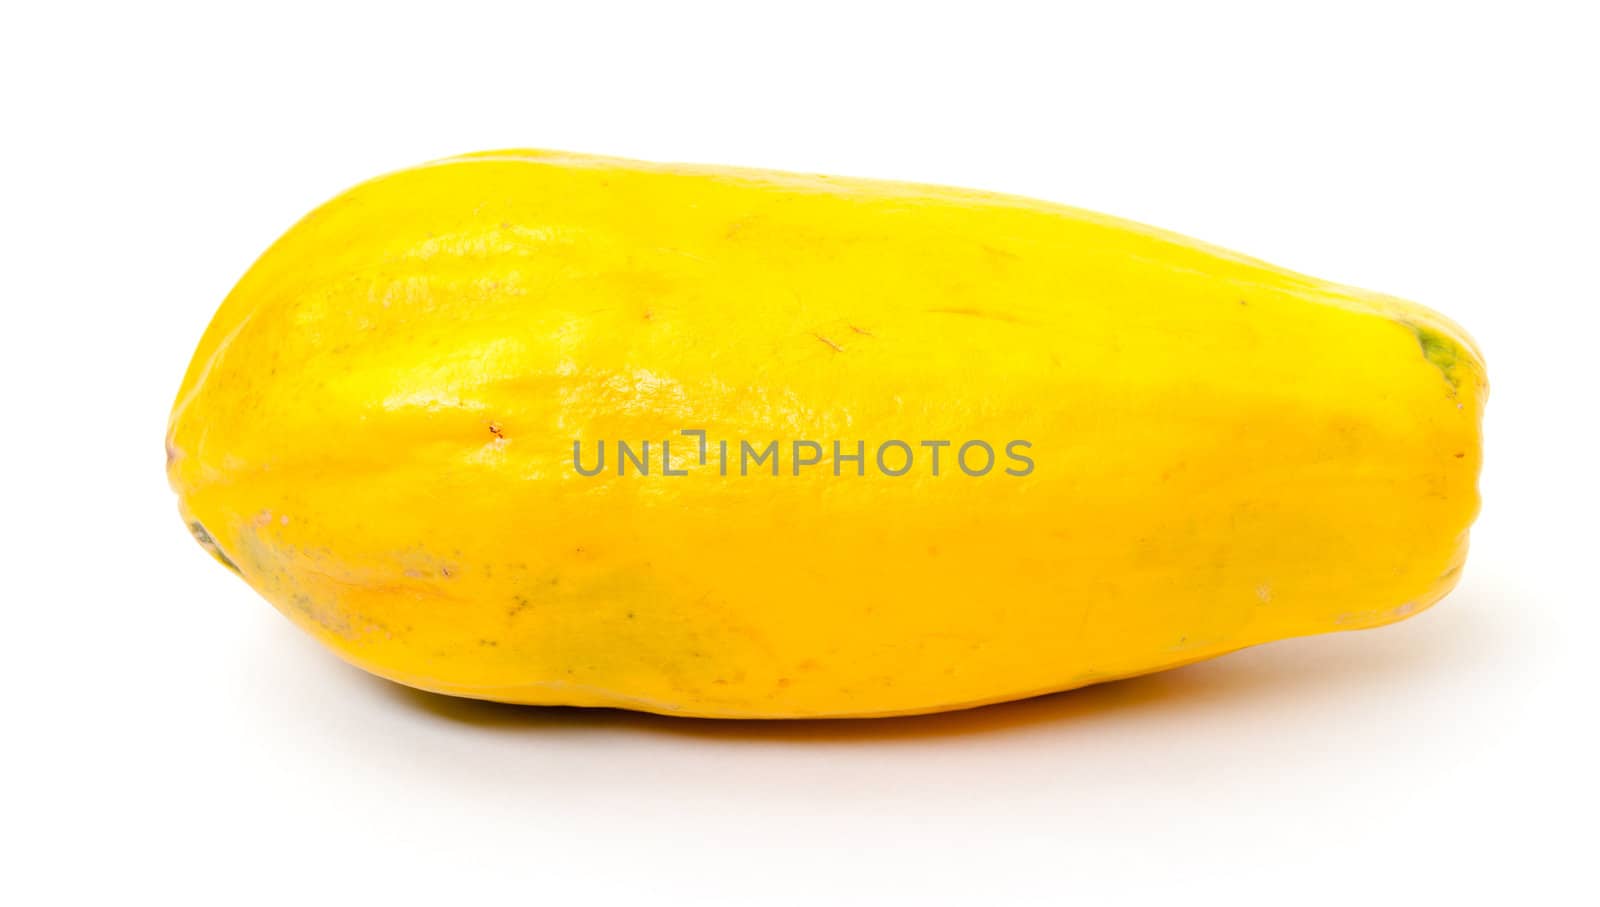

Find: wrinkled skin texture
<box><xmin>167</xmin><ymin>150</ymin><xmax>1486</xmax><ymax>718</ymax></box>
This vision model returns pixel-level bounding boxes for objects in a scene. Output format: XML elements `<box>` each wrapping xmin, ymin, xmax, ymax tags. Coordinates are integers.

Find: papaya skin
<box><xmin>166</xmin><ymin>149</ymin><xmax>1486</xmax><ymax>719</ymax></box>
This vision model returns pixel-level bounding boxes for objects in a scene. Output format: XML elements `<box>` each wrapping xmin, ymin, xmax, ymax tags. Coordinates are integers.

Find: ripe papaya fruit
<box><xmin>167</xmin><ymin>150</ymin><xmax>1486</xmax><ymax>718</ymax></box>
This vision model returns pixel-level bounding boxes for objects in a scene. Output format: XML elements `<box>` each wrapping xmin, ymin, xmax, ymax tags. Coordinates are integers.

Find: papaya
<box><xmin>166</xmin><ymin>149</ymin><xmax>1486</xmax><ymax>718</ymax></box>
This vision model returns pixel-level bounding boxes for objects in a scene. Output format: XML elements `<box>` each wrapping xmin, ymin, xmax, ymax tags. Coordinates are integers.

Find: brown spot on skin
<box><xmin>776</xmin><ymin>678</ymin><xmax>792</xmax><ymax>688</ymax></box>
<box><xmin>642</xmin><ymin>309</ymin><xmax>654</xmax><ymax>321</ymax></box>
<box><xmin>440</xmin><ymin>566</ymin><xmax>453</xmax><ymax>578</ymax></box>
<box><xmin>813</xmin><ymin>333</ymin><xmax>844</xmax><ymax>352</ymax></box>
<box><xmin>488</xmin><ymin>421</ymin><xmax>504</xmax><ymax>439</ymax></box>
<box><xmin>1455</xmin><ymin>452</ymin><xmax>1466</xmax><ymax>458</ymax></box>
<box><xmin>849</xmin><ymin>324</ymin><xmax>873</xmax><ymax>336</ymax></box>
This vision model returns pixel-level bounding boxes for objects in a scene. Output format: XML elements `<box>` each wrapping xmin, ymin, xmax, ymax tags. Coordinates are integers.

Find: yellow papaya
<box><xmin>166</xmin><ymin>149</ymin><xmax>1486</xmax><ymax>718</ymax></box>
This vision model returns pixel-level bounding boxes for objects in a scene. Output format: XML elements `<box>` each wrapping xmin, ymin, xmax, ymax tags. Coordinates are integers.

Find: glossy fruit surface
<box><xmin>167</xmin><ymin>150</ymin><xmax>1486</xmax><ymax>718</ymax></box>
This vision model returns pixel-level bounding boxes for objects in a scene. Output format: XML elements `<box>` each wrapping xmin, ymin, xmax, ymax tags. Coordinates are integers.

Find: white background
<box><xmin>4</xmin><ymin>2</ymin><xmax>1595</xmax><ymax>903</ymax></box>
